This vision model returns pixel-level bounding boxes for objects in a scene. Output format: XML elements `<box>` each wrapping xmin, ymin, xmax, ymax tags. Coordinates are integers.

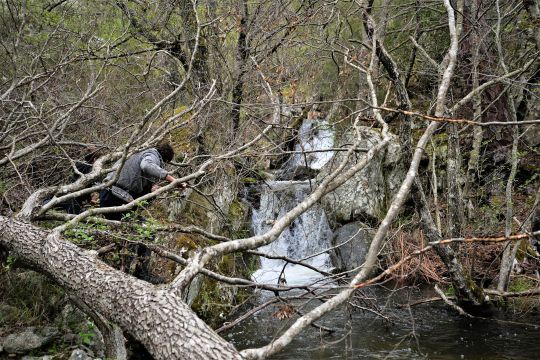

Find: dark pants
<box><xmin>99</xmin><ymin>189</ymin><xmax>128</xmax><ymax>221</ymax></box>
<box><xmin>99</xmin><ymin>189</ymin><xmax>153</xmax><ymax>280</ymax></box>
<box><xmin>61</xmin><ymin>197</ymin><xmax>84</xmax><ymax>214</ymax></box>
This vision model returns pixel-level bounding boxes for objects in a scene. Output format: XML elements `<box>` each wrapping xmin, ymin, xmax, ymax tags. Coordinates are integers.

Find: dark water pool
<box><xmin>225</xmin><ymin>287</ymin><xmax>540</xmax><ymax>359</ymax></box>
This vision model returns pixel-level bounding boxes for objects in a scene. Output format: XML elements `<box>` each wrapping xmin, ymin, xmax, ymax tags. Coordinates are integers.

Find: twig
<box><xmin>376</xmin><ymin>106</ymin><xmax>540</xmax><ymax>126</ymax></box>
<box><xmin>485</xmin><ymin>287</ymin><xmax>540</xmax><ymax>297</ymax></box>
<box><xmin>434</xmin><ymin>284</ymin><xmax>473</xmax><ymax>318</ymax></box>
<box><xmin>215</xmin><ymin>298</ymin><xmax>279</xmax><ymax>334</ymax></box>
<box><xmin>293</xmin><ymin>307</ymin><xmax>336</xmax><ymax>333</ymax></box>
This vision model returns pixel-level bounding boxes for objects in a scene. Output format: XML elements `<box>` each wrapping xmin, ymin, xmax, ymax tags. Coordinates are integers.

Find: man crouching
<box><xmin>100</xmin><ymin>143</ymin><xmax>184</xmax><ymax>220</ymax></box>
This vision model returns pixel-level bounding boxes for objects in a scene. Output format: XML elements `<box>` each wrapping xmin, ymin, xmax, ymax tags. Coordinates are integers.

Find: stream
<box><xmin>226</xmin><ymin>286</ymin><xmax>540</xmax><ymax>359</ymax></box>
<box><xmin>230</xmin><ymin>117</ymin><xmax>540</xmax><ymax>359</ymax></box>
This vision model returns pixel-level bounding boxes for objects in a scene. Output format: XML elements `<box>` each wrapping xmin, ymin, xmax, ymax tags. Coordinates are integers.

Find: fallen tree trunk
<box><xmin>0</xmin><ymin>215</ymin><xmax>242</xmax><ymax>360</ymax></box>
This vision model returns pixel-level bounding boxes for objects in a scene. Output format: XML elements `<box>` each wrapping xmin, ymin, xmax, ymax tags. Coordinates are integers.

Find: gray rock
<box><xmin>523</xmin><ymin>124</ymin><xmax>540</xmax><ymax>147</ymax></box>
<box><xmin>330</xmin><ymin>222</ymin><xmax>375</xmax><ymax>272</ymax></box>
<box><xmin>0</xmin><ymin>326</ymin><xmax>59</xmax><ymax>354</ymax></box>
<box><xmin>21</xmin><ymin>356</ymin><xmax>53</xmax><ymax>360</ymax></box>
<box><xmin>317</xmin><ymin>127</ymin><xmax>404</xmax><ymax>223</ymax></box>
<box><xmin>69</xmin><ymin>349</ymin><xmax>94</xmax><ymax>360</ymax></box>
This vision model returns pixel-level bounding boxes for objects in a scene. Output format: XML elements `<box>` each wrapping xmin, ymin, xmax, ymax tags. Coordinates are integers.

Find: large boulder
<box><xmin>330</xmin><ymin>221</ymin><xmax>375</xmax><ymax>272</ymax></box>
<box><xmin>317</xmin><ymin>127</ymin><xmax>404</xmax><ymax>223</ymax></box>
<box><xmin>0</xmin><ymin>326</ymin><xmax>59</xmax><ymax>354</ymax></box>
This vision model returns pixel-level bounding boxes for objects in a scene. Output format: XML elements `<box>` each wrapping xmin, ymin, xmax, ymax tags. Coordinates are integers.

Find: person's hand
<box><xmin>151</xmin><ymin>184</ymin><xmax>160</xmax><ymax>192</ymax></box>
<box><xmin>90</xmin><ymin>192</ymin><xmax>99</xmax><ymax>205</ymax></box>
<box><xmin>165</xmin><ymin>174</ymin><xmax>188</xmax><ymax>190</ymax></box>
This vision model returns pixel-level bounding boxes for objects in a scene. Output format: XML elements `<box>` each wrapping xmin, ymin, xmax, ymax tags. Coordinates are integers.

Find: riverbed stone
<box><xmin>0</xmin><ymin>326</ymin><xmax>59</xmax><ymax>354</ymax></box>
<box><xmin>317</xmin><ymin>127</ymin><xmax>403</xmax><ymax>223</ymax></box>
<box><xmin>330</xmin><ymin>221</ymin><xmax>375</xmax><ymax>272</ymax></box>
<box><xmin>69</xmin><ymin>349</ymin><xmax>94</xmax><ymax>360</ymax></box>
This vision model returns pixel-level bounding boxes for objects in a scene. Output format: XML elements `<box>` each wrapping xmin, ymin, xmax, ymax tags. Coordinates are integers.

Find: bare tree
<box><xmin>1</xmin><ymin>0</ymin><xmax>539</xmax><ymax>359</ymax></box>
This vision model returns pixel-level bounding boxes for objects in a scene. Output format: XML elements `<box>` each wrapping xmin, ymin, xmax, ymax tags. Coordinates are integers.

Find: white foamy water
<box><xmin>251</xmin><ymin>181</ymin><xmax>333</xmax><ymax>286</ymax></box>
<box><xmin>289</xmin><ymin>118</ymin><xmax>334</xmax><ymax>170</ymax></box>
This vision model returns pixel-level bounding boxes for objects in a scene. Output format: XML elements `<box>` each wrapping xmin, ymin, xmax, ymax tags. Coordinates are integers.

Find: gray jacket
<box><xmin>106</xmin><ymin>149</ymin><xmax>168</xmax><ymax>197</ymax></box>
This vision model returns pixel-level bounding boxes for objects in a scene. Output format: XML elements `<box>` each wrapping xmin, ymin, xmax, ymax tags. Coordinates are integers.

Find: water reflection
<box><xmin>226</xmin><ymin>286</ymin><xmax>540</xmax><ymax>359</ymax></box>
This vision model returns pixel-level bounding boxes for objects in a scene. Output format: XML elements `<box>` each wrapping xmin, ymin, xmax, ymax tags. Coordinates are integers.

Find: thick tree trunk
<box><xmin>0</xmin><ymin>215</ymin><xmax>242</xmax><ymax>360</ymax></box>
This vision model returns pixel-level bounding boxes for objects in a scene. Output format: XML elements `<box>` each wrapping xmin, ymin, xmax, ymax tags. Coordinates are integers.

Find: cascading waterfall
<box><xmin>251</xmin><ymin>117</ymin><xmax>335</xmax><ymax>286</ymax></box>
<box><xmin>251</xmin><ymin>181</ymin><xmax>333</xmax><ymax>286</ymax></box>
<box><xmin>289</xmin><ymin>117</ymin><xmax>334</xmax><ymax>170</ymax></box>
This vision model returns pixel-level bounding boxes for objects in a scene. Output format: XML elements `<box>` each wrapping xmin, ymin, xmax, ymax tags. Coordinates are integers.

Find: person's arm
<box><xmin>140</xmin><ymin>151</ymin><xmax>168</xmax><ymax>179</ymax></box>
<box><xmin>151</xmin><ymin>175</ymin><xmax>188</xmax><ymax>192</ymax></box>
<box><xmin>163</xmin><ymin>174</ymin><xmax>188</xmax><ymax>189</ymax></box>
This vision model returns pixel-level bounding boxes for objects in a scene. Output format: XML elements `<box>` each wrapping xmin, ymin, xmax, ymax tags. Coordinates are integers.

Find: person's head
<box><xmin>84</xmin><ymin>146</ymin><xmax>105</xmax><ymax>164</ymax></box>
<box><xmin>156</xmin><ymin>143</ymin><xmax>174</xmax><ymax>163</ymax></box>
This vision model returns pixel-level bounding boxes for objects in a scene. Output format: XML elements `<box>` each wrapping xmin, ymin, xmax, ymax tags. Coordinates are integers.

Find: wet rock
<box><xmin>228</xmin><ymin>199</ymin><xmax>250</xmax><ymax>234</ymax></box>
<box><xmin>0</xmin><ymin>326</ymin><xmax>59</xmax><ymax>354</ymax></box>
<box><xmin>330</xmin><ymin>221</ymin><xmax>375</xmax><ymax>272</ymax></box>
<box><xmin>317</xmin><ymin>127</ymin><xmax>404</xmax><ymax>223</ymax></box>
<box><xmin>69</xmin><ymin>349</ymin><xmax>94</xmax><ymax>360</ymax></box>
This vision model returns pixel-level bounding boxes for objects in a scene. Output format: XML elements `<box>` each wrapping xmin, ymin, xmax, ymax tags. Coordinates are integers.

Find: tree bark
<box><xmin>231</xmin><ymin>0</ymin><xmax>250</xmax><ymax>136</ymax></box>
<box><xmin>446</xmin><ymin>123</ymin><xmax>464</xmax><ymax>239</ymax></box>
<box><xmin>0</xmin><ymin>215</ymin><xmax>242</xmax><ymax>360</ymax></box>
